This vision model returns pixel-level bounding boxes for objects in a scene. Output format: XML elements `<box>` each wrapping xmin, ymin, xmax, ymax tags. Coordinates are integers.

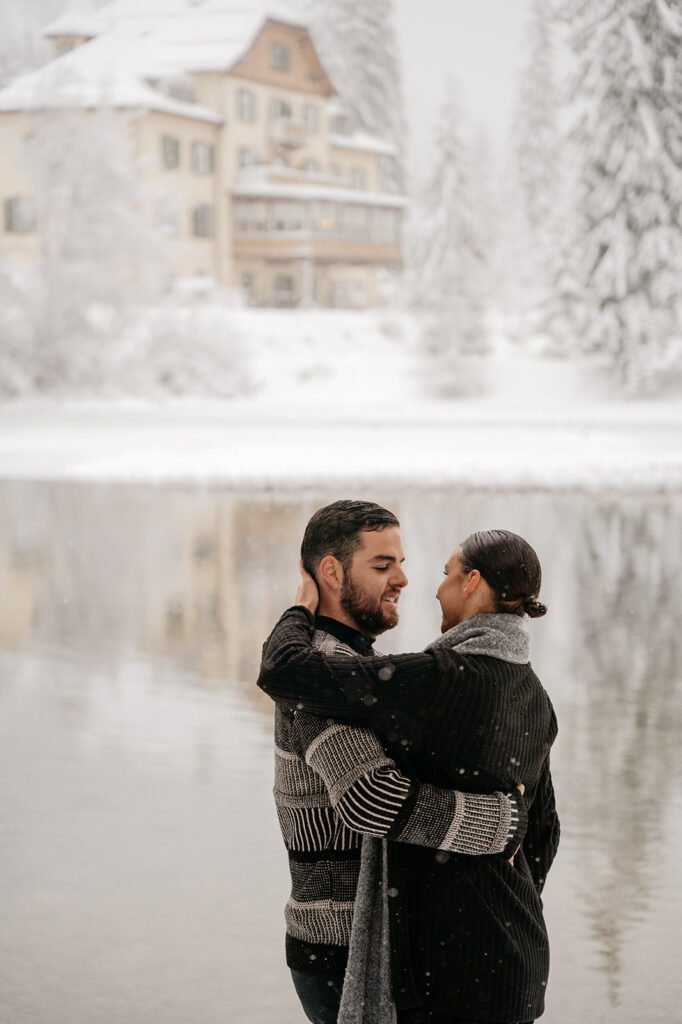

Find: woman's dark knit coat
<box><xmin>258</xmin><ymin>608</ymin><xmax>560</xmax><ymax>1023</ymax></box>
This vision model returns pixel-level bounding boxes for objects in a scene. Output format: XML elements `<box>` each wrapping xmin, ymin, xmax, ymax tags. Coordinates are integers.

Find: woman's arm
<box><xmin>258</xmin><ymin>606</ymin><xmax>442</xmax><ymax>732</ymax></box>
<box><xmin>523</xmin><ymin>754</ymin><xmax>560</xmax><ymax>893</ymax></box>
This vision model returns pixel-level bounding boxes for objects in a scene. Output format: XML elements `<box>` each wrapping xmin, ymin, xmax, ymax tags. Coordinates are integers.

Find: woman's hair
<box><xmin>460</xmin><ymin>529</ymin><xmax>547</xmax><ymax>618</ymax></box>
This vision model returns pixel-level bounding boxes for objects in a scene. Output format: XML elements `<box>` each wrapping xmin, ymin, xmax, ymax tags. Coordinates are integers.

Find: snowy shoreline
<box><xmin>1</xmin><ymin>397</ymin><xmax>681</xmax><ymax>493</ymax></box>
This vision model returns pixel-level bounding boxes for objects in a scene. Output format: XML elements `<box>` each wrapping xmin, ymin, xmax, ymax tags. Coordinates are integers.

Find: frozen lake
<box><xmin>0</xmin><ymin>481</ymin><xmax>681</xmax><ymax>1024</ymax></box>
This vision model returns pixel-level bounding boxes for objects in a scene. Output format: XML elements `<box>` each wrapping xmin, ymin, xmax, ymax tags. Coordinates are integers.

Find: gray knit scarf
<box><xmin>337</xmin><ymin>613</ymin><xmax>530</xmax><ymax>1024</ymax></box>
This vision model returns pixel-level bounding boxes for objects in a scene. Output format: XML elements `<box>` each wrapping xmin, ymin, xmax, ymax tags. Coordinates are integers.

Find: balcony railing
<box><xmin>271</xmin><ymin>116</ymin><xmax>307</xmax><ymax>149</ymax></box>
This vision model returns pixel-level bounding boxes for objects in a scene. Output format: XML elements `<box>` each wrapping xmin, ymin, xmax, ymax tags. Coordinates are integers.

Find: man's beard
<box><xmin>340</xmin><ymin>572</ymin><xmax>398</xmax><ymax>636</ymax></box>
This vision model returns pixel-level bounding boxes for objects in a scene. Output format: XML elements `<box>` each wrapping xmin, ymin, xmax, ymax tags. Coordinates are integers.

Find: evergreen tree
<box><xmin>408</xmin><ymin>79</ymin><xmax>488</xmax><ymax>392</ymax></box>
<box><xmin>0</xmin><ymin>0</ymin><xmax>49</xmax><ymax>86</ymax></box>
<box><xmin>504</xmin><ymin>0</ymin><xmax>562</xmax><ymax>346</ymax></box>
<box><xmin>562</xmin><ymin>0</ymin><xmax>682</xmax><ymax>392</ymax></box>
<box><xmin>1</xmin><ymin>108</ymin><xmax>165</xmax><ymax>391</ymax></box>
<box><xmin>306</xmin><ymin>0</ymin><xmax>406</xmax><ymax>191</ymax></box>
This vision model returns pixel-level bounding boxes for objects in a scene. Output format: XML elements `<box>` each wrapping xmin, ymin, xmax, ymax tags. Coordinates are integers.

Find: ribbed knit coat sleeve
<box><xmin>294</xmin><ymin>712</ymin><xmax>528</xmax><ymax>858</ymax></box>
<box><xmin>523</xmin><ymin>749</ymin><xmax>560</xmax><ymax>893</ymax></box>
<box><xmin>259</xmin><ymin>606</ymin><xmax>442</xmax><ymax>733</ymax></box>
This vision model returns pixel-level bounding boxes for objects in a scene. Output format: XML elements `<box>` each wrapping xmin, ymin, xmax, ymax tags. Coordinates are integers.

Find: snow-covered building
<box><xmin>0</xmin><ymin>0</ymin><xmax>405</xmax><ymax>307</ymax></box>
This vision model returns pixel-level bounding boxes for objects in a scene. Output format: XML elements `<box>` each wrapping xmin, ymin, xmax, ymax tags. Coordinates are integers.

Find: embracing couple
<box><xmin>257</xmin><ymin>500</ymin><xmax>560</xmax><ymax>1024</ymax></box>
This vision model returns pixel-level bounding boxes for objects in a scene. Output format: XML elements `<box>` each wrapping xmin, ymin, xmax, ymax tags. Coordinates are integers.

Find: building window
<box><xmin>374</xmin><ymin>208</ymin><xmax>398</xmax><ymax>244</ymax></box>
<box><xmin>162</xmin><ymin>135</ymin><xmax>180</xmax><ymax>169</ymax></box>
<box><xmin>350</xmin><ymin>168</ymin><xmax>366</xmax><ymax>190</ymax></box>
<box><xmin>238</xmin><ymin>148</ymin><xmax>259</xmax><ymax>168</ymax></box>
<box><xmin>155</xmin><ymin>197</ymin><xmax>181</xmax><ymax>237</ymax></box>
<box><xmin>242</xmin><ymin>272</ymin><xmax>255</xmax><ymax>304</ymax></box>
<box><xmin>4</xmin><ymin>197</ymin><xmax>36</xmax><ymax>233</ymax></box>
<box><xmin>303</xmin><ymin>158</ymin><xmax>320</xmax><ymax>173</ymax></box>
<box><xmin>349</xmin><ymin>280</ymin><xmax>366</xmax><ymax>308</ymax></box>
<box><xmin>237</xmin><ymin>88</ymin><xmax>256</xmax><ymax>122</ymax></box>
<box><xmin>191</xmin><ymin>204</ymin><xmax>213</xmax><ymax>237</ymax></box>
<box><xmin>234</xmin><ymin>201</ymin><xmax>250</xmax><ymax>233</ymax></box>
<box><xmin>271</xmin><ymin>42</ymin><xmax>291</xmax><ymax>71</ymax></box>
<box><xmin>272</xmin><ymin>201</ymin><xmax>305</xmax><ymax>231</ymax></box>
<box><xmin>191</xmin><ymin>142</ymin><xmax>214</xmax><ymax>174</ymax></box>
<box><xmin>330</xmin><ymin>163</ymin><xmax>342</xmax><ymax>179</ymax></box>
<box><xmin>234</xmin><ymin>200</ymin><xmax>267</xmax><ymax>234</ymax></box>
<box><xmin>274</xmin><ymin>274</ymin><xmax>295</xmax><ymax>304</ymax></box>
<box><xmin>314</xmin><ymin>202</ymin><xmax>335</xmax><ymax>232</ymax></box>
<box><xmin>329</xmin><ymin>280</ymin><xmax>345</xmax><ymax>308</ymax></box>
<box><xmin>271</xmin><ymin>97</ymin><xmax>293</xmax><ymax>121</ymax></box>
<box><xmin>303</xmin><ymin>103</ymin><xmax>318</xmax><ymax>134</ymax></box>
<box><xmin>346</xmin><ymin>204</ymin><xmax>368</xmax><ymax>240</ymax></box>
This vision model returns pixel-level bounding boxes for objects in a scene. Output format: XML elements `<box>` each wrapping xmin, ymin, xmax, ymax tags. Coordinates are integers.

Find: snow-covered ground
<box><xmin>1</xmin><ymin>310</ymin><xmax>681</xmax><ymax>491</ymax></box>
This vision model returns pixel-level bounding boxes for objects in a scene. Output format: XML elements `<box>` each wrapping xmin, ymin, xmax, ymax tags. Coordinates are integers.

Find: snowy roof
<box><xmin>44</xmin><ymin>0</ymin><xmax>309</xmax><ymax>73</ymax></box>
<box><xmin>6</xmin><ymin>0</ymin><xmax>311</xmax><ymax>119</ymax></box>
<box><xmin>43</xmin><ymin>2</ymin><xmax>108</xmax><ymax>40</ymax></box>
<box><xmin>0</xmin><ymin>32</ymin><xmax>223</xmax><ymax>122</ymax></box>
<box><xmin>233</xmin><ymin>178</ymin><xmax>407</xmax><ymax>209</ymax></box>
<box><xmin>329</xmin><ymin>132</ymin><xmax>397</xmax><ymax>157</ymax></box>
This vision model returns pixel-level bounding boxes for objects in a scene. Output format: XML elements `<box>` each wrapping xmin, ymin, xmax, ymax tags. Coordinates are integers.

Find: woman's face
<box><xmin>436</xmin><ymin>546</ymin><xmax>471</xmax><ymax>632</ymax></box>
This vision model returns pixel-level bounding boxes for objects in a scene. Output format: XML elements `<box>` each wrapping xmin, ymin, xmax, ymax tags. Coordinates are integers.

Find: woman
<box><xmin>258</xmin><ymin>529</ymin><xmax>559</xmax><ymax>1024</ymax></box>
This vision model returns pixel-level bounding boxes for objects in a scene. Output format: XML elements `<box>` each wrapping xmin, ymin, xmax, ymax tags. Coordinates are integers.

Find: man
<box><xmin>269</xmin><ymin>501</ymin><xmax>527</xmax><ymax>1024</ymax></box>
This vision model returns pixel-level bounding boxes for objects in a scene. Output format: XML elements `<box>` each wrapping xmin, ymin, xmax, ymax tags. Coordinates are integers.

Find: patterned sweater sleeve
<box><xmin>295</xmin><ymin>712</ymin><xmax>527</xmax><ymax>858</ymax></box>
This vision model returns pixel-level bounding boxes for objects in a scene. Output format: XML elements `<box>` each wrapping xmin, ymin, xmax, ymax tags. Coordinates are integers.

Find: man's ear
<box><xmin>318</xmin><ymin>555</ymin><xmax>344</xmax><ymax>593</ymax></box>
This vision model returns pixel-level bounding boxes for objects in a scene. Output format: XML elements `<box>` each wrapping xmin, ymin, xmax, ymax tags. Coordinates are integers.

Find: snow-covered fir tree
<box><xmin>503</xmin><ymin>0</ymin><xmax>562</xmax><ymax>347</ymax></box>
<box><xmin>0</xmin><ymin>108</ymin><xmax>165</xmax><ymax>391</ymax></box>
<box><xmin>306</xmin><ymin>0</ymin><xmax>406</xmax><ymax>191</ymax></box>
<box><xmin>0</xmin><ymin>0</ymin><xmax>49</xmax><ymax>86</ymax></box>
<box><xmin>408</xmin><ymin>79</ymin><xmax>488</xmax><ymax>392</ymax></box>
<box><xmin>561</xmin><ymin>0</ymin><xmax>682</xmax><ymax>392</ymax></box>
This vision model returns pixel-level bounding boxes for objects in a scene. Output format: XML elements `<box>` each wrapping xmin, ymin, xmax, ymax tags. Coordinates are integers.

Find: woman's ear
<box><xmin>463</xmin><ymin>568</ymin><xmax>481</xmax><ymax>601</ymax></box>
<box><xmin>318</xmin><ymin>555</ymin><xmax>344</xmax><ymax>592</ymax></box>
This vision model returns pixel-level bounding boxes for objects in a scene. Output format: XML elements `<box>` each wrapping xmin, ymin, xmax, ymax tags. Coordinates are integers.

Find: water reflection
<box><xmin>0</xmin><ymin>482</ymin><xmax>680</xmax><ymax>1023</ymax></box>
<box><xmin>570</xmin><ymin>499</ymin><xmax>682</xmax><ymax>1006</ymax></box>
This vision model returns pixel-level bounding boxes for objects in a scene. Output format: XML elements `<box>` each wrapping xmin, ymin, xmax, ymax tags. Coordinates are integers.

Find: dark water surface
<box><xmin>0</xmin><ymin>482</ymin><xmax>680</xmax><ymax>1024</ymax></box>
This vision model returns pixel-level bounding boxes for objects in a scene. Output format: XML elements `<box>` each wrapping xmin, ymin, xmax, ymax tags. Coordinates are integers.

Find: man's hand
<box><xmin>295</xmin><ymin>566</ymin><xmax>320</xmax><ymax>614</ymax></box>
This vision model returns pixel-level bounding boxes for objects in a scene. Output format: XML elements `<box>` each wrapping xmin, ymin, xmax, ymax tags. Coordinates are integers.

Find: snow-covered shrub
<box><xmin>0</xmin><ymin>264</ymin><xmax>35</xmax><ymax>395</ymax></box>
<box><xmin>114</xmin><ymin>299</ymin><xmax>251</xmax><ymax>398</ymax></box>
<box><xmin>416</xmin><ymin>314</ymin><xmax>486</xmax><ymax>398</ymax></box>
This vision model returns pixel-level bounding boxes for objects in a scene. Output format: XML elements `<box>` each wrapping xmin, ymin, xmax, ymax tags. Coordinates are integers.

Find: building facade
<box><xmin>0</xmin><ymin>2</ymin><xmax>405</xmax><ymax>308</ymax></box>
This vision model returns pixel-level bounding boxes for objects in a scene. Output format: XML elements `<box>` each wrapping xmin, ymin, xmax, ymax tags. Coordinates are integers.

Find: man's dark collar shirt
<box><xmin>315</xmin><ymin>615</ymin><xmax>376</xmax><ymax>656</ymax></box>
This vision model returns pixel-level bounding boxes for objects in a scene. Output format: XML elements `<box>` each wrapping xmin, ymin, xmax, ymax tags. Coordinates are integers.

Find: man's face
<box><xmin>339</xmin><ymin>526</ymin><xmax>408</xmax><ymax>636</ymax></box>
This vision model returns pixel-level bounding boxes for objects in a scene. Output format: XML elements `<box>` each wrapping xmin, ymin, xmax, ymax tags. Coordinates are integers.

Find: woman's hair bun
<box><xmin>524</xmin><ymin>597</ymin><xmax>548</xmax><ymax>618</ymax></box>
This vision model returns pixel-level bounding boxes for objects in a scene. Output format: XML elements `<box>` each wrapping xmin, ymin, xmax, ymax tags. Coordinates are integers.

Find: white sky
<box><xmin>393</xmin><ymin>0</ymin><xmax>531</xmax><ymax>179</ymax></box>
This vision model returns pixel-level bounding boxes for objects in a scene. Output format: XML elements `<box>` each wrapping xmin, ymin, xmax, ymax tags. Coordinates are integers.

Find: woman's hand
<box><xmin>295</xmin><ymin>565</ymin><xmax>319</xmax><ymax>615</ymax></box>
<box><xmin>508</xmin><ymin>783</ymin><xmax>525</xmax><ymax>864</ymax></box>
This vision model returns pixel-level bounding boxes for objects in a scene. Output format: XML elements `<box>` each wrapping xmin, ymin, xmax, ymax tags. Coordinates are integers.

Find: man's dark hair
<box><xmin>460</xmin><ymin>529</ymin><xmax>547</xmax><ymax>618</ymax></box>
<box><xmin>301</xmin><ymin>500</ymin><xmax>400</xmax><ymax>579</ymax></box>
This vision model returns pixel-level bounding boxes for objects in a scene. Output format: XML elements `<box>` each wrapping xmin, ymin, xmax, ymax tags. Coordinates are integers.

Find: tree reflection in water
<box><xmin>571</xmin><ymin>498</ymin><xmax>682</xmax><ymax>1004</ymax></box>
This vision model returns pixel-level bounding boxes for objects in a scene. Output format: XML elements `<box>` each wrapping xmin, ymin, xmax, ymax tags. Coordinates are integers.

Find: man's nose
<box><xmin>393</xmin><ymin>566</ymin><xmax>408</xmax><ymax>588</ymax></box>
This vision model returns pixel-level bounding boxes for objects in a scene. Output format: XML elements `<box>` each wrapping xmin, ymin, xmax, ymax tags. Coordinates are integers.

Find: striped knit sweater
<box><xmin>273</xmin><ymin>618</ymin><xmax>528</xmax><ymax>976</ymax></box>
<box><xmin>260</xmin><ymin>608</ymin><xmax>560</xmax><ymax>1022</ymax></box>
